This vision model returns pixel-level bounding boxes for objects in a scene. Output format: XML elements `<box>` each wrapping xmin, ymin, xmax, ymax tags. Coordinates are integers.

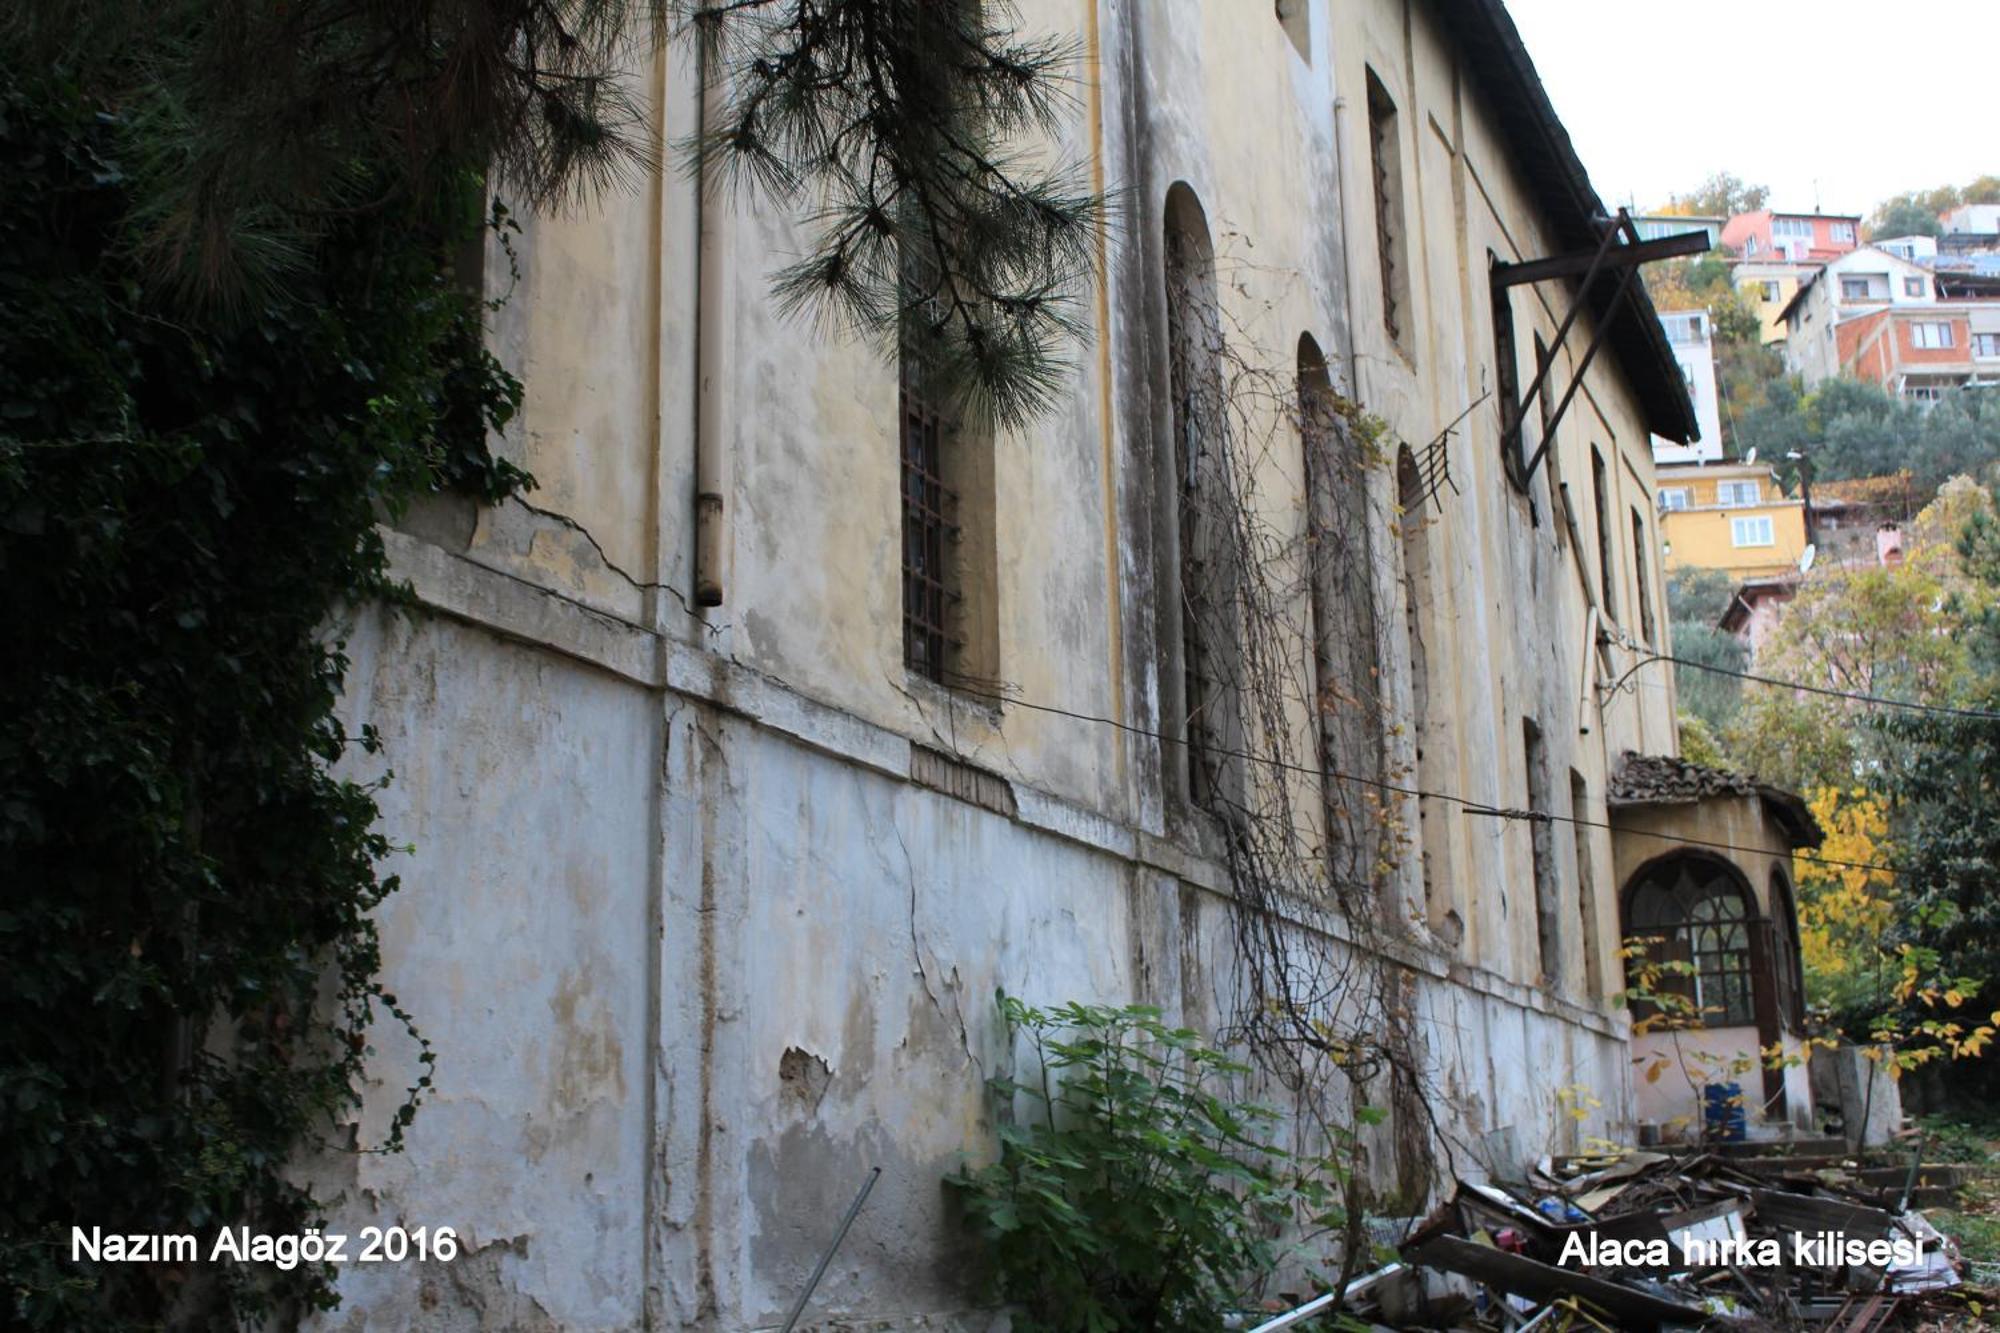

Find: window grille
<box><xmin>1629</xmin><ymin>860</ymin><xmax>1758</xmax><ymax>1026</ymax></box>
<box><xmin>900</xmin><ymin>378</ymin><xmax>957</xmax><ymax>682</ymax></box>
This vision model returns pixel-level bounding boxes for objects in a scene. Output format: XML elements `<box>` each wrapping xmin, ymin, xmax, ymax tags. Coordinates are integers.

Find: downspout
<box><xmin>693</xmin><ymin>9</ymin><xmax>728</xmax><ymax>607</ymax></box>
<box><xmin>1329</xmin><ymin>92</ymin><xmax>1364</xmax><ymax>397</ymax></box>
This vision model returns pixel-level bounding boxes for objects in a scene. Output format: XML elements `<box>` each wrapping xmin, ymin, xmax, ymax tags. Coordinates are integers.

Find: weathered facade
<box><xmin>300</xmin><ymin>3</ymin><xmax>1797</xmax><ymax>1328</ymax></box>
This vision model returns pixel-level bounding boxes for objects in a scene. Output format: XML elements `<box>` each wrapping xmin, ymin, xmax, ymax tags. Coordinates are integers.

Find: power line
<box><xmin>943</xmin><ymin>679</ymin><xmax>1901</xmax><ymax>877</ymax></box>
<box><xmin>1616</xmin><ymin>652</ymin><xmax>2000</xmax><ymax>723</ymax></box>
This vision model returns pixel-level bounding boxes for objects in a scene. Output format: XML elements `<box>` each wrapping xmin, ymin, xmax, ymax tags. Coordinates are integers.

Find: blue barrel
<box><xmin>1704</xmin><ymin>1083</ymin><xmax>1747</xmax><ymax>1142</ymax></box>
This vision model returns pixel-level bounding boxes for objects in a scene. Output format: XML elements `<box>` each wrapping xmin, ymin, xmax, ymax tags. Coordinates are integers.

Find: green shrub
<box><xmin>948</xmin><ymin>996</ymin><xmax>1364</xmax><ymax>1332</ymax></box>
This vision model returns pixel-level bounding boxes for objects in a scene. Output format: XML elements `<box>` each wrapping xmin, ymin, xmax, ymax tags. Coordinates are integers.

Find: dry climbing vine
<box><xmin>1163</xmin><ymin>238</ymin><xmax>1486</xmax><ymax>1269</ymax></box>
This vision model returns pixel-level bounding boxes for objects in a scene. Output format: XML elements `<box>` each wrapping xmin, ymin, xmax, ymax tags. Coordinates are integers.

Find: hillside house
<box><xmin>1722</xmin><ymin>209</ymin><xmax>1861</xmax><ymax>264</ymax></box>
<box><xmin>1649</xmin><ymin>309</ymin><xmax>1725</xmax><ymax>464</ymax></box>
<box><xmin>1656</xmin><ymin>461</ymin><xmax>1810</xmax><ymax>580</ymax></box>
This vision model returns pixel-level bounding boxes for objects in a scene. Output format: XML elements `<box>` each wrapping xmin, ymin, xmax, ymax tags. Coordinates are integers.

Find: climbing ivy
<box><xmin>0</xmin><ymin>64</ymin><xmax>526</xmax><ymax>1328</ymax></box>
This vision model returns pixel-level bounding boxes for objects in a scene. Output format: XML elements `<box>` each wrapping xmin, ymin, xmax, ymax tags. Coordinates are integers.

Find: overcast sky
<box><xmin>1502</xmin><ymin>0</ymin><xmax>1996</xmax><ymax>220</ymax></box>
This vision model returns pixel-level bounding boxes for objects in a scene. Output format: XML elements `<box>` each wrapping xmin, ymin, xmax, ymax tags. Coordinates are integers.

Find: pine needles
<box><xmin>680</xmin><ymin>0</ymin><xmax>1109</xmax><ymax>430</ymax></box>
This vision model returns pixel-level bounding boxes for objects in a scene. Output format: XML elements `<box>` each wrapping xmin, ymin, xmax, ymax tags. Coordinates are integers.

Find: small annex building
<box><xmin>1607</xmin><ymin>753</ymin><xmax>1821</xmax><ymax>1139</ymax></box>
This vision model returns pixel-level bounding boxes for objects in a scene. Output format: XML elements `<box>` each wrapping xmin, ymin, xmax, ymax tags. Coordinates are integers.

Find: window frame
<box><xmin>1626</xmin><ymin>856</ymin><xmax>1760</xmax><ymax>1028</ymax></box>
<box><xmin>1590</xmin><ymin>446</ymin><xmax>1616</xmax><ymax>618</ymax></box>
<box><xmin>1912</xmin><ymin>321</ymin><xmax>1955</xmax><ymax>350</ymax></box>
<box><xmin>1717</xmin><ymin>479</ymin><xmax>1762</xmax><ymax>507</ymax></box>
<box><xmin>1631</xmin><ymin>507</ymin><xmax>1656</xmax><ymax>646</ymax></box>
<box><xmin>1493</xmin><ymin>267</ymin><xmax>1526</xmax><ymax>490</ymax></box>
<box><xmin>1658</xmin><ymin>488</ymin><xmax>1690</xmax><ymax>511</ymax></box>
<box><xmin>898</xmin><ymin>378</ymin><xmax>957</xmax><ymax>683</ymax></box>
<box><xmin>1731</xmin><ymin>514</ymin><xmax>1775</xmax><ymax>547</ymax></box>
<box><xmin>1365</xmin><ymin>69</ymin><xmax>1409</xmax><ymax>350</ymax></box>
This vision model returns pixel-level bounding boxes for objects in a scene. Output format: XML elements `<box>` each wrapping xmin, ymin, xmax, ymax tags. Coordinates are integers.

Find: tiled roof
<box><xmin>1608</xmin><ymin>752</ymin><xmax>1761</xmax><ymax>804</ymax></box>
<box><xmin>1608</xmin><ymin>752</ymin><xmax>1824</xmax><ymax>849</ymax></box>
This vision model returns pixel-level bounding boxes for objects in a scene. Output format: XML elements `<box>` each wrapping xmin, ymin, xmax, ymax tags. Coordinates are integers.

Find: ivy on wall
<box><xmin>0</xmin><ymin>66</ymin><xmax>526</xmax><ymax>1328</ymax></box>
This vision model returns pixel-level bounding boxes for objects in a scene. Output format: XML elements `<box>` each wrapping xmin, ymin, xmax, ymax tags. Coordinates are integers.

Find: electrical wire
<box><xmin>1612</xmin><ymin>651</ymin><xmax>2000</xmax><ymax>723</ymax></box>
<box><xmin>942</xmin><ymin>679</ymin><xmax>1903</xmax><ymax>877</ymax></box>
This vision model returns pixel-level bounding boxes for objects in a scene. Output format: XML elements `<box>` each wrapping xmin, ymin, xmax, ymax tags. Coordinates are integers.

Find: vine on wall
<box><xmin>1160</xmin><ymin>239</ymin><xmax>1461</xmax><ymax>1275</ymax></box>
<box><xmin>0</xmin><ymin>67</ymin><xmax>526</xmax><ymax>1328</ymax></box>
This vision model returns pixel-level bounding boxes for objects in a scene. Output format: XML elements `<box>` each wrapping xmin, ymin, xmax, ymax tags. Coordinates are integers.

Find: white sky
<box><xmin>1501</xmin><ymin>0</ymin><xmax>1997</xmax><ymax>220</ymax></box>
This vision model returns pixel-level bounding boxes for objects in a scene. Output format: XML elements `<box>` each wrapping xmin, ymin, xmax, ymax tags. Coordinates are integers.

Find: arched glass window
<box><xmin>1628</xmin><ymin>857</ymin><xmax>1756</xmax><ymax>1026</ymax></box>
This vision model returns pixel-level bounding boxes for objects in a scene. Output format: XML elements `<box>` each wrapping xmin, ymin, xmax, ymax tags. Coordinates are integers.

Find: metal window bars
<box><xmin>900</xmin><ymin>380</ymin><xmax>959</xmax><ymax>683</ymax></box>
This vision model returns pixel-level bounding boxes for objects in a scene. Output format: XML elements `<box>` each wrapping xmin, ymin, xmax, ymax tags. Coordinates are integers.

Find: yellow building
<box><xmin>1657</xmin><ymin>461</ymin><xmax>1809</xmax><ymax>577</ymax></box>
<box><xmin>1732</xmin><ymin>260</ymin><xmax>1811</xmax><ymax>345</ymax></box>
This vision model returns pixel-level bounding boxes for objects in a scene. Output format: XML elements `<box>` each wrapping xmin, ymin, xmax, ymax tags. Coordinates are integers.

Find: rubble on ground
<box><xmin>1263</xmin><ymin>1136</ymin><xmax>1994</xmax><ymax>1331</ymax></box>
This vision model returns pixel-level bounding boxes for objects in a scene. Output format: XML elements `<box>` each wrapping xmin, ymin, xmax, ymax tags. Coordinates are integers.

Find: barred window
<box><xmin>900</xmin><ymin>373</ymin><xmax>956</xmax><ymax>682</ymax></box>
<box><xmin>1628</xmin><ymin>858</ymin><xmax>1757</xmax><ymax>1026</ymax></box>
<box><xmin>897</xmin><ymin>244</ymin><xmax>997</xmax><ymax>690</ymax></box>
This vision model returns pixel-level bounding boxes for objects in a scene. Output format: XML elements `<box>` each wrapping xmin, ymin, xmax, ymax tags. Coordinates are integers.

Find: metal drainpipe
<box><xmin>693</xmin><ymin>7</ymin><xmax>727</xmax><ymax>607</ymax></box>
<box><xmin>1329</xmin><ymin>92</ymin><xmax>1365</xmax><ymax>398</ymax></box>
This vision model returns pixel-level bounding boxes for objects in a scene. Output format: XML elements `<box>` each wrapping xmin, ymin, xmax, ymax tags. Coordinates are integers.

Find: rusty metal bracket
<box><xmin>1495</xmin><ymin>211</ymin><xmax>1712</xmax><ymax>486</ymax></box>
<box><xmin>1490</xmin><ymin>227</ymin><xmax>1710</xmax><ymax>288</ymax></box>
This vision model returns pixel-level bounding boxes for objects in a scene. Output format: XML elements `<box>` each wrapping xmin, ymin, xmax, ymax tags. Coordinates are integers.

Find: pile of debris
<box><xmin>1277</xmin><ymin>1138</ymin><xmax>1992</xmax><ymax>1331</ymax></box>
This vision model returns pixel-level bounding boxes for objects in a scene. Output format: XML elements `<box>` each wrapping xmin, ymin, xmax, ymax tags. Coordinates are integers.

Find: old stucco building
<box><xmin>308</xmin><ymin>1</ymin><xmax>1814</xmax><ymax>1327</ymax></box>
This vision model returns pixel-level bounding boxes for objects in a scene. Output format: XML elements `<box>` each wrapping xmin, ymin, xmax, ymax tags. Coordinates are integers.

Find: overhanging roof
<box><xmin>1609</xmin><ymin>752</ymin><xmax>1823</xmax><ymax>849</ymax></box>
<box><xmin>1451</xmin><ymin>1</ymin><xmax>1701</xmax><ymax>444</ymax></box>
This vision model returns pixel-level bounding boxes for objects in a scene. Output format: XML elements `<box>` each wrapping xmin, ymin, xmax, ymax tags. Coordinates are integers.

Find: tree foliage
<box><xmin>1726</xmin><ymin>483</ymin><xmax>1990</xmax><ymax>792</ymax></box>
<box><xmin>1795</xmin><ymin>786</ymin><xmax>1900</xmax><ymax>1018</ymax></box>
<box><xmin>5</xmin><ymin>0</ymin><xmax>665</xmax><ymax>310</ymax></box>
<box><xmin>681</xmin><ymin>0</ymin><xmax>1108</xmax><ymax>429</ymax></box>
<box><xmin>1665</xmin><ymin>567</ymin><xmax>1746</xmax><ymax>736</ymax></box>
<box><xmin>1658</xmin><ymin>171</ymin><xmax>1768</xmax><ymax>220</ymax></box>
<box><xmin>1866</xmin><ymin>177</ymin><xmax>2000</xmax><ymax>241</ymax></box>
<box><xmin>0</xmin><ymin>36</ymin><xmax>533</xmax><ymax>1333</ymax></box>
<box><xmin>1879</xmin><ymin>507</ymin><xmax>2000</xmax><ymax>1099</ymax></box>
<box><xmin>1735</xmin><ymin>376</ymin><xmax>2000</xmax><ymax>500</ymax></box>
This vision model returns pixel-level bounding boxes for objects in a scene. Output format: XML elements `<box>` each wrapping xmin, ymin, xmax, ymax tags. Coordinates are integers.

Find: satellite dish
<box><xmin>1799</xmin><ymin>544</ymin><xmax>1817</xmax><ymax>573</ymax></box>
<box><xmin>1743</xmin><ymin>447</ymin><xmax>1758</xmax><ymax>465</ymax></box>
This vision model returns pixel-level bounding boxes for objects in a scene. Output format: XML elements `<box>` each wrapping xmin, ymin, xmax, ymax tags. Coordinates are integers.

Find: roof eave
<box><xmin>1454</xmin><ymin>0</ymin><xmax>1701</xmax><ymax>444</ymax></box>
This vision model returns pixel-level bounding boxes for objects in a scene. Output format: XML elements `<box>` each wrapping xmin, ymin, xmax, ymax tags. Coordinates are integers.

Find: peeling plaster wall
<box><xmin>305</xmin><ymin>1</ymin><xmax>1689</xmax><ymax>1327</ymax></box>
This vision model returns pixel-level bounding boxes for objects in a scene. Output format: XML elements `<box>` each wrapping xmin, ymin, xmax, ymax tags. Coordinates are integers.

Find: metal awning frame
<box><xmin>1493</xmin><ymin>210</ymin><xmax>1711</xmax><ymax>483</ymax></box>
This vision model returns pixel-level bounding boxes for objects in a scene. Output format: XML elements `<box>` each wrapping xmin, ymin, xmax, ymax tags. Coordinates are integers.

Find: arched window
<box><xmin>1769</xmin><ymin>870</ymin><xmax>1806</xmax><ymax>1029</ymax></box>
<box><xmin>1627</xmin><ymin>856</ymin><xmax>1757</xmax><ymax>1026</ymax></box>
<box><xmin>1395</xmin><ymin>446</ymin><xmax>1430</xmax><ymax>728</ymax></box>
<box><xmin>1396</xmin><ymin>444</ymin><xmax>1442</xmax><ymax>923</ymax></box>
<box><xmin>1297</xmin><ymin>334</ymin><xmax>1381</xmax><ymax>876</ymax></box>
<box><xmin>1164</xmin><ymin>184</ymin><xmax>1239</xmax><ymax>809</ymax></box>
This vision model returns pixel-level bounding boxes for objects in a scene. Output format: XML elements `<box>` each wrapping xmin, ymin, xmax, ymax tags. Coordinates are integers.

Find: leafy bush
<box><xmin>948</xmin><ymin>996</ymin><xmax>1363</xmax><ymax>1332</ymax></box>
